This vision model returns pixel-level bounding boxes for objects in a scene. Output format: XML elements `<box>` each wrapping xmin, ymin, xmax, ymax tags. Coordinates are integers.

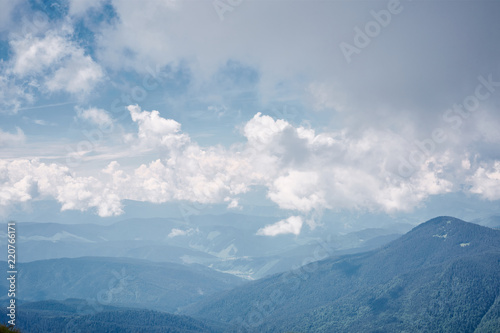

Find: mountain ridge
<box><xmin>184</xmin><ymin>216</ymin><xmax>500</xmax><ymax>332</ymax></box>
<box><xmin>0</xmin><ymin>256</ymin><xmax>245</xmax><ymax>313</ymax></box>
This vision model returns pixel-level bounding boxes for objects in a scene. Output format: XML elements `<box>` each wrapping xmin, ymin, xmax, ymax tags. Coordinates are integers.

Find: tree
<box><xmin>0</xmin><ymin>325</ymin><xmax>20</xmax><ymax>333</ymax></box>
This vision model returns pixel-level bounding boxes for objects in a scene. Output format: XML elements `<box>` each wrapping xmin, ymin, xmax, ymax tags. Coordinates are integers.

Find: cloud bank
<box><xmin>1</xmin><ymin>106</ymin><xmax>498</xmax><ymax>235</ymax></box>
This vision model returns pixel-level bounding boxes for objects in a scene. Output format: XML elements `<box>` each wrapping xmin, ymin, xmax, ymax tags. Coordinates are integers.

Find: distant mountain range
<box><xmin>2</xmin><ymin>216</ymin><xmax>499</xmax><ymax>332</ymax></box>
<box><xmin>472</xmin><ymin>215</ymin><xmax>500</xmax><ymax>229</ymax></box>
<box><xmin>0</xmin><ymin>213</ymin><xmax>412</xmax><ymax>279</ymax></box>
<box><xmin>0</xmin><ymin>257</ymin><xmax>243</xmax><ymax>313</ymax></box>
<box><xmin>184</xmin><ymin>217</ymin><xmax>500</xmax><ymax>332</ymax></box>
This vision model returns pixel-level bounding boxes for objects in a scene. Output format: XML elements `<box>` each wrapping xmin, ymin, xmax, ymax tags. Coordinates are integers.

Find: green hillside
<box><xmin>0</xmin><ymin>257</ymin><xmax>243</xmax><ymax>313</ymax></box>
<box><xmin>185</xmin><ymin>217</ymin><xmax>500</xmax><ymax>332</ymax></box>
<box><xmin>15</xmin><ymin>299</ymin><xmax>226</xmax><ymax>333</ymax></box>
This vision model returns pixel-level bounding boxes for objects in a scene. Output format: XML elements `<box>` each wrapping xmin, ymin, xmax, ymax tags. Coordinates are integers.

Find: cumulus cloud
<box><xmin>45</xmin><ymin>55</ymin><xmax>103</xmax><ymax>94</ymax></box>
<box><xmin>87</xmin><ymin>107</ymin><xmax>253</xmax><ymax>207</ymax></box>
<box><xmin>10</xmin><ymin>32</ymin><xmax>69</xmax><ymax>76</ymax></box>
<box><xmin>128</xmin><ymin>105</ymin><xmax>189</xmax><ymax>150</ymax></box>
<box><xmin>5</xmin><ymin>26</ymin><xmax>104</xmax><ymax>102</ymax></box>
<box><xmin>0</xmin><ymin>159</ymin><xmax>122</xmax><ymax>217</ymax></box>
<box><xmin>267</xmin><ymin>171</ymin><xmax>326</xmax><ymax>212</ymax></box>
<box><xmin>257</xmin><ymin>216</ymin><xmax>303</xmax><ymax>236</ymax></box>
<box><xmin>225</xmin><ymin>197</ymin><xmax>240</xmax><ymax>209</ymax></box>
<box><xmin>76</xmin><ymin>106</ymin><xmax>113</xmax><ymax>127</ymax></box>
<box><xmin>0</xmin><ymin>107</ymin><xmax>478</xmax><ymax>228</ymax></box>
<box><xmin>243</xmin><ymin>113</ymin><xmax>454</xmax><ymax>214</ymax></box>
<box><xmin>469</xmin><ymin>161</ymin><xmax>500</xmax><ymax>201</ymax></box>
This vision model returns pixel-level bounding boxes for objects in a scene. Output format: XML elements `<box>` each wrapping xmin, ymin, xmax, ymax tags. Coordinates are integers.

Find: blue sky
<box><xmin>1</xmin><ymin>0</ymin><xmax>500</xmax><ymax>235</ymax></box>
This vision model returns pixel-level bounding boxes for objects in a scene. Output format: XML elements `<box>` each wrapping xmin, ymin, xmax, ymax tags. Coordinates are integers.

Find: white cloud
<box><xmin>33</xmin><ymin>119</ymin><xmax>52</xmax><ymax>126</ymax></box>
<box><xmin>76</xmin><ymin>106</ymin><xmax>113</xmax><ymax>127</ymax></box>
<box><xmin>167</xmin><ymin>227</ymin><xmax>197</xmax><ymax>238</ymax></box>
<box><xmin>257</xmin><ymin>216</ymin><xmax>303</xmax><ymax>236</ymax></box>
<box><xmin>0</xmin><ymin>128</ymin><xmax>26</xmax><ymax>146</ymax></box>
<box><xmin>128</xmin><ymin>105</ymin><xmax>189</xmax><ymax>151</ymax></box>
<box><xmin>45</xmin><ymin>55</ymin><xmax>104</xmax><ymax>94</ymax></box>
<box><xmin>243</xmin><ymin>112</ymin><xmax>290</xmax><ymax>149</ymax></box>
<box><xmin>225</xmin><ymin>197</ymin><xmax>240</xmax><ymax>209</ymax></box>
<box><xmin>6</xmin><ymin>27</ymin><xmax>104</xmax><ymax>98</ymax></box>
<box><xmin>267</xmin><ymin>171</ymin><xmax>326</xmax><ymax>212</ymax></box>
<box><xmin>462</xmin><ymin>158</ymin><xmax>471</xmax><ymax>170</ymax></box>
<box><xmin>243</xmin><ymin>113</ymin><xmax>453</xmax><ymax>215</ymax></box>
<box><xmin>10</xmin><ymin>32</ymin><xmax>69</xmax><ymax>77</ymax></box>
<box><xmin>0</xmin><ymin>108</ymin><xmax>463</xmax><ymax>225</ymax></box>
<box><xmin>94</xmin><ymin>1</ymin><xmax>500</xmax><ymax>110</ymax></box>
<box><xmin>469</xmin><ymin>161</ymin><xmax>500</xmax><ymax>200</ymax></box>
<box><xmin>0</xmin><ymin>159</ymin><xmax>122</xmax><ymax>217</ymax></box>
<box><xmin>95</xmin><ymin>0</ymin><xmax>359</xmax><ymax>95</ymax></box>
<box><xmin>88</xmin><ymin>0</ymin><xmax>500</xmax><ymax>158</ymax></box>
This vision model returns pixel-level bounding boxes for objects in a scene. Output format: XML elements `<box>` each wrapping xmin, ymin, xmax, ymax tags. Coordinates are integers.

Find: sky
<box><xmin>1</xmin><ymin>0</ymin><xmax>500</xmax><ymax>235</ymax></box>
